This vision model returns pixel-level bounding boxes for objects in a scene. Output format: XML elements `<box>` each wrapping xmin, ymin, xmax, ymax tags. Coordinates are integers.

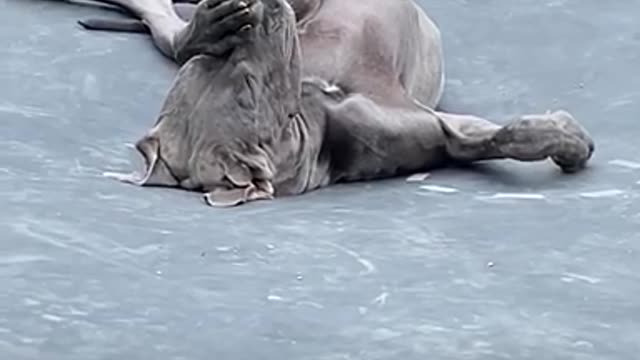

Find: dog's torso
<box><xmin>294</xmin><ymin>0</ymin><xmax>444</xmax><ymax>107</ymax></box>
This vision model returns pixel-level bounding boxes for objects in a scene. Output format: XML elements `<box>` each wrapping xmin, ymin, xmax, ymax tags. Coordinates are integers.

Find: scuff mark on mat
<box><xmin>479</xmin><ymin>193</ymin><xmax>546</xmax><ymax>200</ymax></box>
<box><xmin>579</xmin><ymin>189</ymin><xmax>625</xmax><ymax>198</ymax></box>
<box><xmin>327</xmin><ymin>242</ymin><xmax>376</xmax><ymax>276</ymax></box>
<box><xmin>406</xmin><ymin>173</ymin><xmax>431</xmax><ymax>182</ymax></box>
<box><xmin>561</xmin><ymin>272</ymin><xmax>602</xmax><ymax>285</ymax></box>
<box><xmin>418</xmin><ymin>184</ymin><xmax>459</xmax><ymax>193</ymax></box>
<box><xmin>609</xmin><ymin>159</ymin><xmax>640</xmax><ymax>170</ymax></box>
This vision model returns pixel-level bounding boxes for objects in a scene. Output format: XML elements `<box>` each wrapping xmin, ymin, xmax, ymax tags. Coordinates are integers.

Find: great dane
<box><xmin>67</xmin><ymin>0</ymin><xmax>595</xmax><ymax>207</ymax></box>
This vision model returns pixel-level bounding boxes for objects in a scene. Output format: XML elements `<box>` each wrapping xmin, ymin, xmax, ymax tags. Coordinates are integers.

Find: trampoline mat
<box><xmin>2</xmin><ymin>0</ymin><xmax>640</xmax><ymax>359</ymax></box>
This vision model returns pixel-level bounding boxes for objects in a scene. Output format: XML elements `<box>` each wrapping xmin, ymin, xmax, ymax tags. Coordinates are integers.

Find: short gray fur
<box><xmin>2</xmin><ymin>0</ymin><xmax>639</xmax><ymax>359</ymax></box>
<box><xmin>80</xmin><ymin>0</ymin><xmax>594</xmax><ymax>207</ymax></box>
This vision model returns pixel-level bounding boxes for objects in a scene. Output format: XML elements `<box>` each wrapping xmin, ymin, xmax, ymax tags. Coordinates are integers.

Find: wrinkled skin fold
<box><xmin>73</xmin><ymin>0</ymin><xmax>594</xmax><ymax>207</ymax></box>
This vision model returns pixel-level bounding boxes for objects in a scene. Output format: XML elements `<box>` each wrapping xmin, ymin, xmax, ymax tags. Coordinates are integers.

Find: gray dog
<box><xmin>72</xmin><ymin>0</ymin><xmax>595</xmax><ymax>207</ymax></box>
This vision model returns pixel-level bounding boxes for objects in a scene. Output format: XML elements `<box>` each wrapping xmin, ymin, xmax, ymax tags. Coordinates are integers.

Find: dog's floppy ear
<box><xmin>247</xmin><ymin>180</ymin><xmax>275</xmax><ymax>201</ymax></box>
<box><xmin>204</xmin><ymin>187</ymin><xmax>250</xmax><ymax>207</ymax></box>
<box><xmin>204</xmin><ymin>181</ymin><xmax>274</xmax><ymax>207</ymax></box>
<box><xmin>223</xmin><ymin>161</ymin><xmax>253</xmax><ymax>187</ymax></box>
<box><xmin>204</xmin><ymin>157</ymin><xmax>275</xmax><ymax>207</ymax></box>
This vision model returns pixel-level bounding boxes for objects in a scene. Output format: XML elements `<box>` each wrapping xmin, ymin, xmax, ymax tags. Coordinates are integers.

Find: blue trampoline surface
<box><xmin>2</xmin><ymin>0</ymin><xmax>640</xmax><ymax>359</ymax></box>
